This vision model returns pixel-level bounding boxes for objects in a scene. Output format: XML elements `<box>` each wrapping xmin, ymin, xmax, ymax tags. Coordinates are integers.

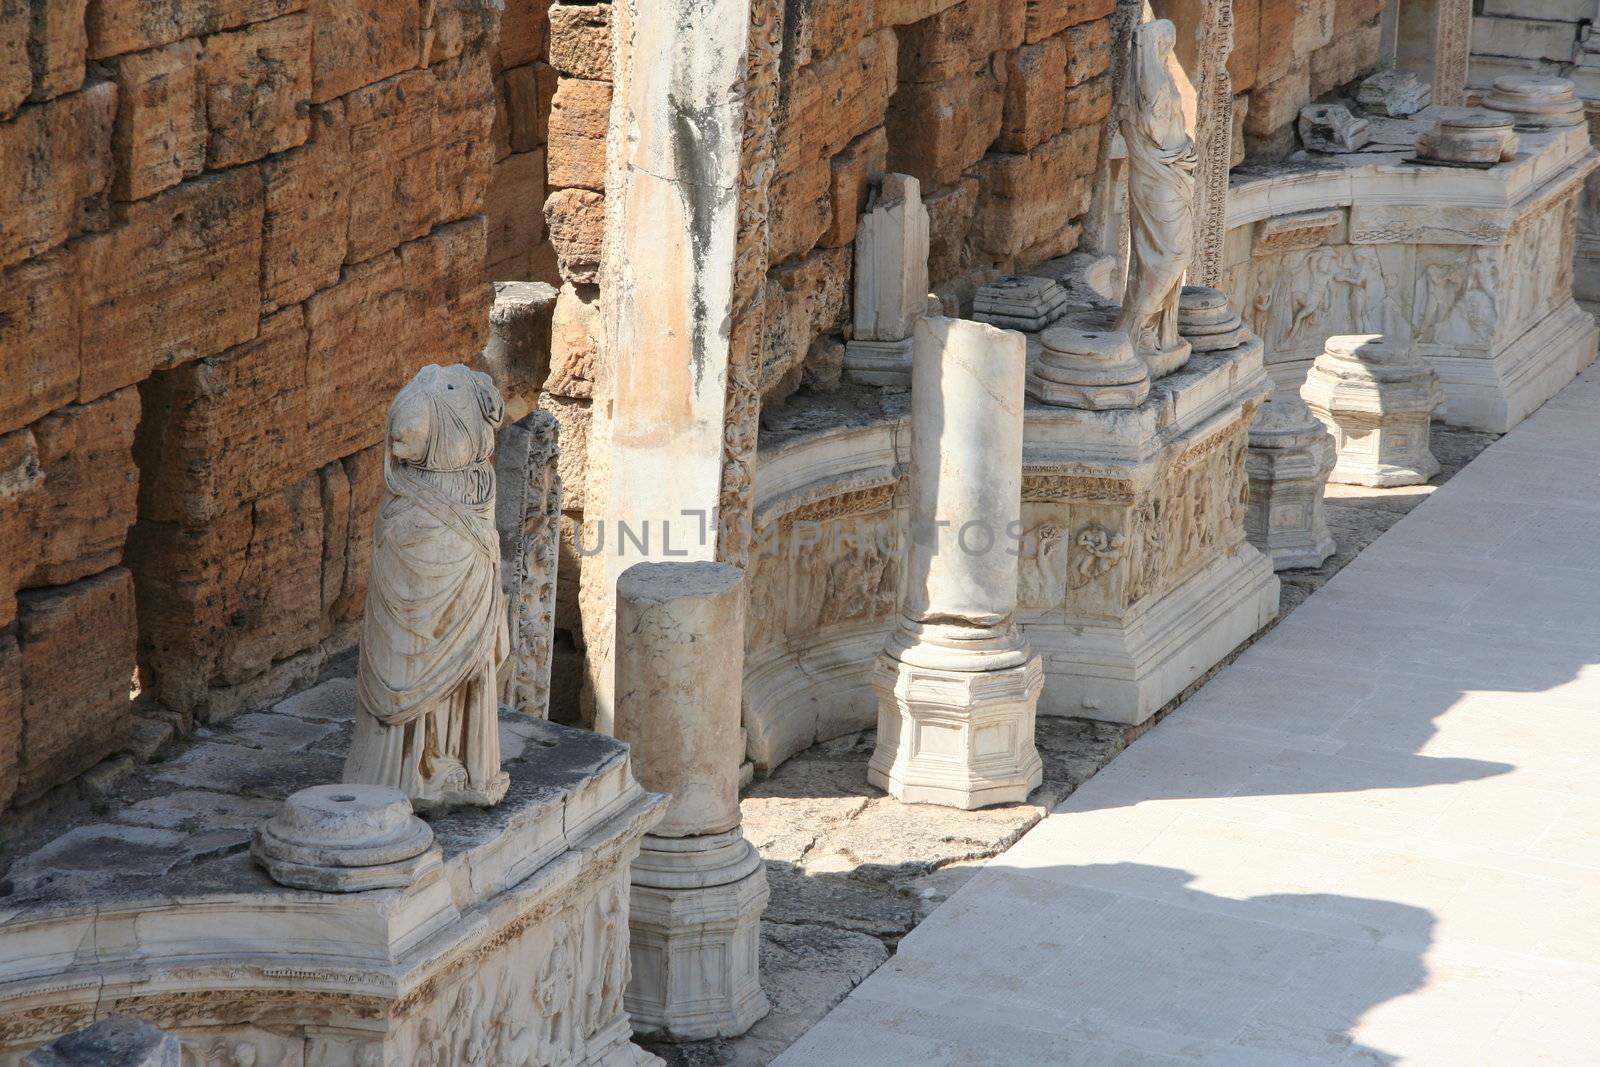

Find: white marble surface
<box><xmin>777</xmin><ymin>362</ymin><xmax>1600</xmax><ymax>1065</ymax></box>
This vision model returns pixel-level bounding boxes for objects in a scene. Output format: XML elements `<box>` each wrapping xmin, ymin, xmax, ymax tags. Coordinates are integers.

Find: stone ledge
<box><xmin>0</xmin><ymin>682</ymin><xmax>666</xmax><ymax>1065</ymax></box>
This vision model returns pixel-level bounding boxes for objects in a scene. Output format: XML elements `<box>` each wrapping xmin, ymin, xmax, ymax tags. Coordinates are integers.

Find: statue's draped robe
<box><xmin>345</xmin><ymin>366</ymin><xmax>509</xmax><ymax>806</ymax></box>
<box><xmin>1117</xmin><ymin>26</ymin><xmax>1198</xmax><ymax>353</ymax></box>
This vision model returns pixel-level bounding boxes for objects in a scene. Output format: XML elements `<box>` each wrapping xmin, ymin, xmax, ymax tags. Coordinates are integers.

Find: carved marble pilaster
<box><xmin>1187</xmin><ymin>0</ymin><xmax>1233</xmax><ymax>287</ymax></box>
<box><xmin>496</xmin><ymin>409</ymin><xmax>562</xmax><ymax>718</ymax></box>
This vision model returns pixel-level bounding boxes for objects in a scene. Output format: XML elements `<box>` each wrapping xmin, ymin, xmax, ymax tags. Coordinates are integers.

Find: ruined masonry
<box><xmin>3</xmin><ymin>0</ymin><xmax>1598</xmax><ymax>1064</ymax></box>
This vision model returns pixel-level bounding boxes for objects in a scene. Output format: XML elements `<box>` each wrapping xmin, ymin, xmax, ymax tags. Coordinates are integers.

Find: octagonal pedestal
<box><xmin>626</xmin><ymin>831</ymin><xmax>770</xmax><ymax>1041</ymax></box>
<box><xmin>1304</xmin><ymin>335</ymin><xmax>1442</xmax><ymax>488</ymax></box>
<box><xmin>867</xmin><ymin>651</ymin><xmax>1044</xmax><ymax>810</ymax></box>
<box><xmin>1245</xmin><ymin>393</ymin><xmax>1337</xmax><ymax>571</ymax></box>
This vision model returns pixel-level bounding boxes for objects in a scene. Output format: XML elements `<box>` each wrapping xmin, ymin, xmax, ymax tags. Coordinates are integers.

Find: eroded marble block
<box><xmin>1357</xmin><ymin>70</ymin><xmax>1431</xmax><ymax>118</ymax></box>
<box><xmin>22</xmin><ymin>1018</ymin><xmax>178</xmax><ymax>1067</ymax></box>
<box><xmin>845</xmin><ymin>173</ymin><xmax>930</xmax><ymax>388</ymax></box>
<box><xmin>841</xmin><ymin>337</ymin><xmax>915</xmax><ymax>387</ymax></box>
<box><xmin>1299</xmin><ymin>104</ymin><xmax>1371</xmax><ymax>154</ymax></box>
<box><xmin>1245</xmin><ymin>392</ymin><xmax>1337</xmax><ymax>571</ymax></box>
<box><xmin>973</xmin><ymin>275</ymin><xmax>1068</xmax><ymax>332</ymax></box>
<box><xmin>1303</xmin><ymin>334</ymin><xmax>1443</xmax><ymax>487</ymax></box>
<box><xmin>482</xmin><ymin>280</ymin><xmax>557</xmax><ymax>418</ymax></box>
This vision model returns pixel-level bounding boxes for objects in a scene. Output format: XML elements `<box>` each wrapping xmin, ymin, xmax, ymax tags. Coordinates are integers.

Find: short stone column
<box><xmin>480</xmin><ymin>280</ymin><xmax>557</xmax><ymax>419</ymax></box>
<box><xmin>23</xmin><ymin>1017</ymin><xmax>178</xmax><ymax>1067</ymax></box>
<box><xmin>869</xmin><ymin>316</ymin><xmax>1043</xmax><ymax>810</ymax></box>
<box><xmin>614</xmin><ymin>562</ymin><xmax>769</xmax><ymax>1040</ymax></box>
<box><xmin>1416</xmin><ymin>112</ymin><xmax>1517</xmax><ymax>165</ymax></box>
<box><xmin>1245</xmin><ymin>392</ymin><xmax>1337</xmax><ymax>571</ymax></box>
<box><xmin>1303</xmin><ymin>334</ymin><xmax>1443</xmax><ymax>487</ymax></box>
<box><xmin>843</xmin><ymin>174</ymin><xmax>930</xmax><ymax>386</ymax></box>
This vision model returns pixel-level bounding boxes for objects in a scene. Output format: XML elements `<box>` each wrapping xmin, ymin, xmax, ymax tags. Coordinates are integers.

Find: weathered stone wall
<box><xmin>1</xmin><ymin>0</ymin><xmax>506</xmax><ymax>809</ymax></box>
<box><xmin>1469</xmin><ymin>0</ymin><xmax>1594</xmax><ymax>93</ymax></box>
<box><xmin>758</xmin><ymin>0</ymin><xmax>1116</xmax><ymax>402</ymax></box>
<box><xmin>1235</xmin><ymin>0</ymin><xmax>1387</xmax><ymax>160</ymax></box>
<box><xmin>489</xmin><ymin>0</ymin><xmax>560</xmax><ymax>283</ymax></box>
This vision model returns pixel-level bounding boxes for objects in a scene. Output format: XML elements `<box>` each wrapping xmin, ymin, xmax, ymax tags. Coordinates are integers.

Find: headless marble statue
<box><xmin>1115</xmin><ymin>19</ymin><xmax>1198</xmax><ymax>378</ymax></box>
<box><xmin>344</xmin><ymin>364</ymin><xmax>511</xmax><ymax>810</ymax></box>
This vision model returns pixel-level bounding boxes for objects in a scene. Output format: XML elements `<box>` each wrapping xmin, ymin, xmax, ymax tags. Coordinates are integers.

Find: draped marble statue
<box><xmin>343</xmin><ymin>364</ymin><xmax>511</xmax><ymax>810</ymax></box>
<box><xmin>1115</xmin><ymin>19</ymin><xmax>1199</xmax><ymax>378</ymax></box>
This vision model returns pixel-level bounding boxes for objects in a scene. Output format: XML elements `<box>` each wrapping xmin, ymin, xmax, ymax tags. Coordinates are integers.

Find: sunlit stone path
<box><xmin>777</xmin><ymin>364</ymin><xmax>1600</xmax><ymax>1066</ymax></box>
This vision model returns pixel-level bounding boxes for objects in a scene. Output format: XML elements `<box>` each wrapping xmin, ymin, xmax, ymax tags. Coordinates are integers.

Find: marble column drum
<box><xmin>868</xmin><ymin>316</ymin><xmax>1044</xmax><ymax>810</ymax></box>
<box><xmin>613</xmin><ymin>562</ymin><xmax>769</xmax><ymax>1040</ymax></box>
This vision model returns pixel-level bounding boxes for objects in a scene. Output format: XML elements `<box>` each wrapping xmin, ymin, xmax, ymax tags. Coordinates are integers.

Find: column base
<box><xmin>843</xmin><ymin>337</ymin><xmax>914</xmax><ymax>386</ymax></box>
<box><xmin>627</xmin><ymin>830</ymin><xmax>770</xmax><ymax>1041</ymax></box>
<box><xmin>867</xmin><ymin>650</ymin><xmax>1044</xmax><ymax>810</ymax></box>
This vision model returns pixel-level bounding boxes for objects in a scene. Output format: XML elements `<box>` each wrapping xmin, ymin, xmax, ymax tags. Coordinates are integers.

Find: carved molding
<box><xmin>1021</xmin><ymin>473</ymin><xmax>1136</xmax><ymax>504</ymax></box>
<box><xmin>1191</xmin><ymin>0</ymin><xmax>1234</xmax><ymax>286</ymax></box>
<box><xmin>716</xmin><ymin>0</ymin><xmax>783</xmax><ymax>569</ymax></box>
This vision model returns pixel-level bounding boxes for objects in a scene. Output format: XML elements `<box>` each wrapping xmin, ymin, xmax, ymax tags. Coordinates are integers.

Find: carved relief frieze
<box><xmin>1071</xmin><ymin>525</ymin><xmax>1128</xmax><ymax>590</ymax></box>
<box><xmin>1020</xmin><ymin>473</ymin><xmax>1136</xmax><ymax>504</ymax></box>
<box><xmin>1017</xmin><ymin>521</ymin><xmax>1071</xmax><ymax>609</ymax></box>
<box><xmin>1241</xmin><ymin>243</ymin><xmax>1403</xmax><ymax>354</ymax></box>
<box><xmin>1252</xmin><ymin>209</ymin><xmax>1342</xmax><ymax>256</ymax></box>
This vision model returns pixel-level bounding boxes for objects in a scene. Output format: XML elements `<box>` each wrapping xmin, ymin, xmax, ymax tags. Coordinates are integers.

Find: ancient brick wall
<box><xmin>489</xmin><ymin>0</ymin><xmax>560</xmax><ymax>282</ymax></box>
<box><xmin>1</xmin><ymin>0</ymin><xmax>508</xmax><ymax>809</ymax></box>
<box><xmin>757</xmin><ymin>0</ymin><xmax>1115</xmax><ymax>401</ymax></box>
<box><xmin>1235</xmin><ymin>0</ymin><xmax>1386</xmax><ymax>160</ymax></box>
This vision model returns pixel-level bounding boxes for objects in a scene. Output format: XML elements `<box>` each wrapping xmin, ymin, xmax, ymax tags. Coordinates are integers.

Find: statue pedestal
<box><xmin>842</xmin><ymin>337</ymin><xmax>914</xmax><ymax>386</ymax></box>
<box><xmin>1304</xmin><ymin>335</ymin><xmax>1443</xmax><ymax>488</ymax></box>
<box><xmin>868</xmin><ymin>652</ymin><xmax>1044</xmax><ymax>810</ymax></box>
<box><xmin>626</xmin><ymin>831</ymin><xmax>770</xmax><ymax>1040</ymax></box>
<box><xmin>1246</xmin><ymin>392</ymin><xmax>1337</xmax><ymax>571</ymax></box>
<box><xmin>0</xmin><ymin>683</ymin><xmax>666</xmax><ymax>1067</ymax></box>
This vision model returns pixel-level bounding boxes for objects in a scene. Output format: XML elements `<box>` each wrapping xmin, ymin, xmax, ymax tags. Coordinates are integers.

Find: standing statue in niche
<box><xmin>1115</xmin><ymin>19</ymin><xmax>1199</xmax><ymax>377</ymax></box>
<box><xmin>343</xmin><ymin>363</ymin><xmax>511</xmax><ymax>810</ymax></box>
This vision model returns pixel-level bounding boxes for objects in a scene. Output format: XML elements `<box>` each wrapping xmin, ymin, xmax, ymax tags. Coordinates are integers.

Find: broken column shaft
<box><xmin>614</xmin><ymin>561</ymin><xmax>769</xmax><ymax>1040</ymax></box>
<box><xmin>868</xmin><ymin>316</ymin><xmax>1044</xmax><ymax>810</ymax></box>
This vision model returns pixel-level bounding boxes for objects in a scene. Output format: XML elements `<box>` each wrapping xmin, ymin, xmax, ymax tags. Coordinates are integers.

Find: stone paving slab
<box><xmin>777</xmin><ymin>366</ymin><xmax>1600</xmax><ymax>1065</ymax></box>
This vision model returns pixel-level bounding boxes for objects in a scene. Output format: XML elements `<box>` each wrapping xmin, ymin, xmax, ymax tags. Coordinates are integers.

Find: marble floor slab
<box><xmin>775</xmin><ymin>363</ymin><xmax>1600</xmax><ymax>1066</ymax></box>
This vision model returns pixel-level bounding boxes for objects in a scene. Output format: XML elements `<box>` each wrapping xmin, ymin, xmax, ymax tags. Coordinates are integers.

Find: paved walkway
<box><xmin>776</xmin><ymin>365</ymin><xmax>1600</xmax><ymax>1066</ymax></box>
